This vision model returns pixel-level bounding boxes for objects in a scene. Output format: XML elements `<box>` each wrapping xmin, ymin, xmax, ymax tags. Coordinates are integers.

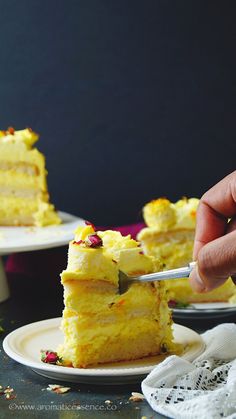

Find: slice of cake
<box><xmin>58</xmin><ymin>224</ymin><xmax>174</xmax><ymax>368</ymax></box>
<box><xmin>137</xmin><ymin>197</ymin><xmax>236</xmax><ymax>303</ymax></box>
<box><xmin>0</xmin><ymin>127</ymin><xmax>61</xmax><ymax>226</ymax></box>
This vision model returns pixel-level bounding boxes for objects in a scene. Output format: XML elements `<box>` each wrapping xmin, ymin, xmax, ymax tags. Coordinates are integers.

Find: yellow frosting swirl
<box><xmin>0</xmin><ymin>128</ymin><xmax>39</xmax><ymax>149</ymax></box>
<box><xmin>61</xmin><ymin>225</ymin><xmax>159</xmax><ymax>285</ymax></box>
<box><xmin>143</xmin><ymin>197</ymin><xmax>199</xmax><ymax>231</ymax></box>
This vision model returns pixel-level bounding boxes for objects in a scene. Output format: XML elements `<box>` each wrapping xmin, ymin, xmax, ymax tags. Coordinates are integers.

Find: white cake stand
<box><xmin>0</xmin><ymin>212</ymin><xmax>84</xmax><ymax>303</ymax></box>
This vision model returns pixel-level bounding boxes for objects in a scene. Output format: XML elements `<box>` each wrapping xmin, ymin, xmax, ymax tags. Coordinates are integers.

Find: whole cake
<box><xmin>0</xmin><ymin>127</ymin><xmax>61</xmax><ymax>226</ymax></box>
<box><xmin>137</xmin><ymin>197</ymin><xmax>236</xmax><ymax>303</ymax></box>
<box><xmin>58</xmin><ymin>224</ymin><xmax>174</xmax><ymax>368</ymax></box>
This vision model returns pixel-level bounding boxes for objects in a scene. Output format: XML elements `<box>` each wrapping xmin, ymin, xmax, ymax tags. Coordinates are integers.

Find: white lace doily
<box><xmin>142</xmin><ymin>323</ymin><xmax>236</xmax><ymax>419</ymax></box>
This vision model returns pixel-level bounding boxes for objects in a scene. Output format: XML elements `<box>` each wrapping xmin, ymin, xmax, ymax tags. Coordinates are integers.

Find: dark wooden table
<box><xmin>1</xmin><ymin>264</ymin><xmax>235</xmax><ymax>419</ymax></box>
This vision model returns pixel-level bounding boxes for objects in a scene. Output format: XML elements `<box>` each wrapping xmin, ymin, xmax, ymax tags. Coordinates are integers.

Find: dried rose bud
<box><xmin>5</xmin><ymin>392</ymin><xmax>16</xmax><ymax>400</ymax></box>
<box><xmin>85</xmin><ymin>220</ymin><xmax>95</xmax><ymax>230</ymax></box>
<box><xmin>168</xmin><ymin>300</ymin><xmax>177</xmax><ymax>308</ymax></box>
<box><xmin>7</xmin><ymin>127</ymin><xmax>15</xmax><ymax>135</ymax></box>
<box><xmin>41</xmin><ymin>350</ymin><xmax>61</xmax><ymax>364</ymax></box>
<box><xmin>73</xmin><ymin>240</ymin><xmax>84</xmax><ymax>245</ymax></box>
<box><xmin>86</xmin><ymin>234</ymin><xmax>103</xmax><ymax>248</ymax></box>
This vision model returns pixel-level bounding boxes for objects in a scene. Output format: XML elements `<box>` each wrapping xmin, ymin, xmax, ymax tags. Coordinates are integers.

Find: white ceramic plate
<box><xmin>3</xmin><ymin>318</ymin><xmax>205</xmax><ymax>385</ymax></box>
<box><xmin>0</xmin><ymin>212</ymin><xmax>84</xmax><ymax>255</ymax></box>
<box><xmin>172</xmin><ymin>302</ymin><xmax>236</xmax><ymax>319</ymax></box>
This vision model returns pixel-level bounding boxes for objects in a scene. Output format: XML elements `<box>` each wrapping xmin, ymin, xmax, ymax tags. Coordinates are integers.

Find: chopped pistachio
<box><xmin>129</xmin><ymin>392</ymin><xmax>145</xmax><ymax>402</ymax></box>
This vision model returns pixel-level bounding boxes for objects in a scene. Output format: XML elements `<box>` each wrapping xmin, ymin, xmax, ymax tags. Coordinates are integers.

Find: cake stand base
<box><xmin>0</xmin><ymin>257</ymin><xmax>10</xmax><ymax>303</ymax></box>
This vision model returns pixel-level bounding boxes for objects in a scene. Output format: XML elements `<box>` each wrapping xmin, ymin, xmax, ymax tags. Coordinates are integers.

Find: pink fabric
<box><xmin>5</xmin><ymin>223</ymin><xmax>145</xmax><ymax>277</ymax></box>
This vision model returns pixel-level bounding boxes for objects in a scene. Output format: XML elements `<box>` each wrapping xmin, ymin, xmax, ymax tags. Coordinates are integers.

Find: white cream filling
<box><xmin>64</xmin><ymin>280</ymin><xmax>117</xmax><ymax>294</ymax></box>
<box><xmin>0</xmin><ymin>161</ymin><xmax>39</xmax><ymax>175</ymax></box>
<box><xmin>0</xmin><ymin>186</ymin><xmax>41</xmax><ymax>198</ymax></box>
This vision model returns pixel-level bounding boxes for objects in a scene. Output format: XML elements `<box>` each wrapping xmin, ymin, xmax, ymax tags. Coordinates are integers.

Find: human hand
<box><xmin>189</xmin><ymin>170</ymin><xmax>236</xmax><ymax>293</ymax></box>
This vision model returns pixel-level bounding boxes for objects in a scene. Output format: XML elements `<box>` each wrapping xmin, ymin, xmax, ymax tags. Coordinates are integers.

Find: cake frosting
<box><xmin>141</xmin><ymin>197</ymin><xmax>198</xmax><ymax>232</ymax></box>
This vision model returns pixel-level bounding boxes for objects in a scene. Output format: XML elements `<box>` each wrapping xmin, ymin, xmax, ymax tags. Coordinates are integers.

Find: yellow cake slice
<box><xmin>137</xmin><ymin>197</ymin><xmax>236</xmax><ymax>303</ymax></box>
<box><xmin>58</xmin><ymin>224</ymin><xmax>174</xmax><ymax>368</ymax></box>
<box><xmin>0</xmin><ymin>127</ymin><xmax>61</xmax><ymax>226</ymax></box>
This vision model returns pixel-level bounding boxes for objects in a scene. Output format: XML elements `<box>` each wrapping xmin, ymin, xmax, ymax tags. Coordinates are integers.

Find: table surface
<box><xmin>1</xmin><ymin>268</ymin><xmax>235</xmax><ymax>419</ymax></box>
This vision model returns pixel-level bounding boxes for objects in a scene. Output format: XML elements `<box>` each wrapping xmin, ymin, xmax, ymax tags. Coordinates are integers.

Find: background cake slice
<box><xmin>58</xmin><ymin>224</ymin><xmax>174</xmax><ymax>368</ymax></box>
<box><xmin>137</xmin><ymin>197</ymin><xmax>236</xmax><ymax>303</ymax></box>
<box><xmin>0</xmin><ymin>127</ymin><xmax>61</xmax><ymax>226</ymax></box>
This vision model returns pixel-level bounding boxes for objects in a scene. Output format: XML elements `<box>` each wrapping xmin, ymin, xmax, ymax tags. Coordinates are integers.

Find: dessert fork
<box><xmin>118</xmin><ymin>261</ymin><xmax>196</xmax><ymax>294</ymax></box>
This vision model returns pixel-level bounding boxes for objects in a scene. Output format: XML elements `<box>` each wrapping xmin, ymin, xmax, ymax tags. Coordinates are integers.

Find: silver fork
<box><xmin>118</xmin><ymin>261</ymin><xmax>196</xmax><ymax>294</ymax></box>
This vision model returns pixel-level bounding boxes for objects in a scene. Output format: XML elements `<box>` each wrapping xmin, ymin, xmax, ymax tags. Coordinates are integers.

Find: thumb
<box><xmin>189</xmin><ymin>230</ymin><xmax>236</xmax><ymax>292</ymax></box>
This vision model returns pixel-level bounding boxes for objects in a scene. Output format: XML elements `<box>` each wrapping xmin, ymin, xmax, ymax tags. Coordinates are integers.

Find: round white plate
<box><xmin>3</xmin><ymin>318</ymin><xmax>205</xmax><ymax>385</ymax></box>
<box><xmin>172</xmin><ymin>302</ymin><xmax>236</xmax><ymax>319</ymax></box>
<box><xmin>0</xmin><ymin>212</ymin><xmax>84</xmax><ymax>255</ymax></box>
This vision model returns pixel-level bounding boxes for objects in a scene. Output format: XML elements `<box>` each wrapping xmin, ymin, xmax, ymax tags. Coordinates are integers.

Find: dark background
<box><xmin>0</xmin><ymin>1</ymin><xmax>236</xmax><ymax>225</ymax></box>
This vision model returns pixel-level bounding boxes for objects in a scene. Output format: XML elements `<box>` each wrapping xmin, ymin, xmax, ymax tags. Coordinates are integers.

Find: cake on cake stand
<box><xmin>0</xmin><ymin>212</ymin><xmax>84</xmax><ymax>303</ymax></box>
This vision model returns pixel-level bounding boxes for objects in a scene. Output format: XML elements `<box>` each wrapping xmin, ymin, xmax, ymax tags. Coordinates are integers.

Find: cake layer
<box><xmin>0</xmin><ymin>143</ymin><xmax>46</xmax><ymax>190</ymax></box>
<box><xmin>0</xmin><ymin>186</ymin><xmax>48</xmax><ymax>199</ymax></box>
<box><xmin>0</xmin><ymin>161</ymin><xmax>39</xmax><ymax>175</ymax></box>
<box><xmin>138</xmin><ymin>229</ymin><xmax>194</xmax><ymax>268</ymax></box>
<box><xmin>0</xmin><ymin>196</ymin><xmax>38</xmax><ymax>215</ymax></box>
<box><xmin>167</xmin><ymin>277</ymin><xmax>236</xmax><ymax>303</ymax></box>
<box><xmin>62</xmin><ymin>247</ymin><xmax>119</xmax><ymax>285</ymax></box>
<box><xmin>59</xmin><ymin>328</ymin><xmax>163</xmax><ymax>368</ymax></box>
<box><xmin>63</xmin><ymin>280</ymin><xmax>164</xmax><ymax>315</ymax></box>
<box><xmin>0</xmin><ymin>197</ymin><xmax>60</xmax><ymax>226</ymax></box>
<box><xmin>0</xmin><ymin>171</ymin><xmax>46</xmax><ymax>192</ymax></box>
<box><xmin>58</xmin><ymin>307</ymin><xmax>173</xmax><ymax>367</ymax></box>
<box><xmin>61</xmin><ymin>302</ymin><xmax>171</xmax><ymax>337</ymax></box>
<box><xmin>0</xmin><ymin>195</ymin><xmax>48</xmax><ymax>210</ymax></box>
